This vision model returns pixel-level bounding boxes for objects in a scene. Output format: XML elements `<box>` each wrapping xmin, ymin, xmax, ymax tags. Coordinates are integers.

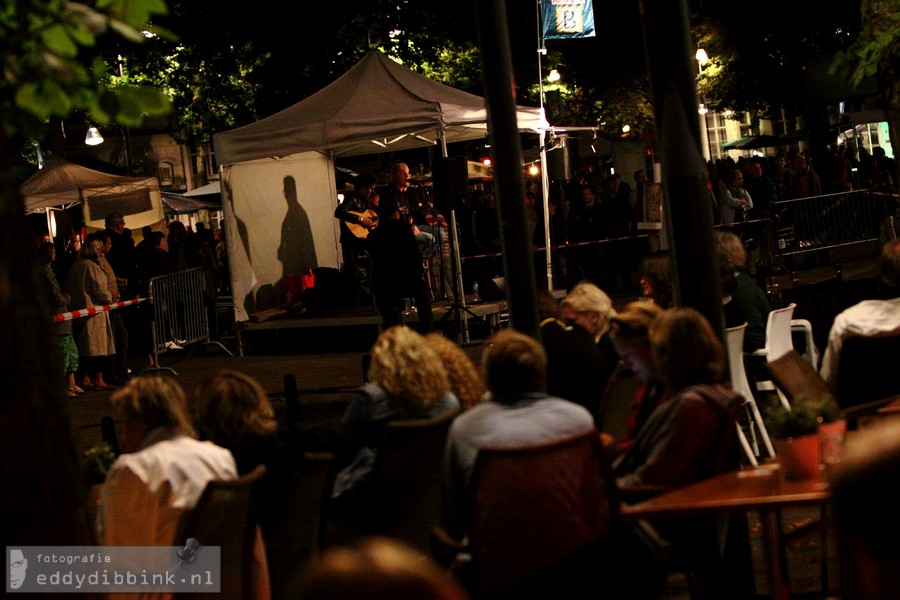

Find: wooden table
<box><xmin>621</xmin><ymin>464</ymin><xmax>830</xmax><ymax>600</ymax></box>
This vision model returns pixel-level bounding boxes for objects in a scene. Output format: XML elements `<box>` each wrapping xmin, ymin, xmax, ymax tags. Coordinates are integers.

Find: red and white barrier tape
<box><xmin>54</xmin><ymin>298</ymin><xmax>146</xmax><ymax>323</ymax></box>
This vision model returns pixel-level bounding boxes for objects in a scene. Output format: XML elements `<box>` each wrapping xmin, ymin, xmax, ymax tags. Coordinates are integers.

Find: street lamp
<box><xmin>84</xmin><ymin>125</ymin><xmax>132</xmax><ymax>175</ymax></box>
<box><xmin>547</xmin><ymin>68</ymin><xmax>561</xmax><ymax>83</ymax></box>
<box><xmin>696</xmin><ymin>48</ymin><xmax>709</xmax><ymax>71</ymax></box>
<box><xmin>695</xmin><ymin>48</ymin><xmax>712</xmax><ymax>160</ymax></box>
<box><xmin>85</xmin><ymin>126</ymin><xmax>104</xmax><ymax>146</ymax></box>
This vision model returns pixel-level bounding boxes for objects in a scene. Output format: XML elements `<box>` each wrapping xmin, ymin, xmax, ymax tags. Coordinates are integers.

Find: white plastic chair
<box><xmin>751</xmin><ymin>303</ymin><xmax>796</xmax><ymax>410</ymax></box>
<box><xmin>790</xmin><ymin>318</ymin><xmax>819</xmax><ymax>369</ymax></box>
<box><xmin>726</xmin><ymin>323</ymin><xmax>775</xmax><ymax>466</ymax></box>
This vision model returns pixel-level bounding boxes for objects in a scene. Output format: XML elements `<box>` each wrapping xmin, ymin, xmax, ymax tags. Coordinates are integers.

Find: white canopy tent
<box><xmin>213</xmin><ymin>50</ymin><xmax>549</xmax><ymax>321</ymax></box>
<box><xmin>214</xmin><ymin>50</ymin><xmax>547</xmax><ymax>163</ymax></box>
<box><xmin>20</xmin><ymin>156</ymin><xmax>164</xmax><ymax>231</ymax></box>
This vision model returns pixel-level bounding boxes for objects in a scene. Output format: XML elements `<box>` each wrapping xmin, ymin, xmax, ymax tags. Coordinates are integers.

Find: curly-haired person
<box><xmin>307</xmin><ymin>326</ymin><xmax>460</xmax><ymax>505</ymax></box>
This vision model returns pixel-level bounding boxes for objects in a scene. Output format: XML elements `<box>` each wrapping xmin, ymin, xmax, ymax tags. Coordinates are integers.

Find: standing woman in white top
<box><xmin>718</xmin><ymin>168</ymin><xmax>753</xmax><ymax>225</ymax></box>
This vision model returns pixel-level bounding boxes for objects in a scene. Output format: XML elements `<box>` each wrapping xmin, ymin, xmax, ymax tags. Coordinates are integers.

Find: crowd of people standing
<box><xmin>40</xmin><ymin>211</ymin><xmax>227</xmax><ymax>394</ymax></box>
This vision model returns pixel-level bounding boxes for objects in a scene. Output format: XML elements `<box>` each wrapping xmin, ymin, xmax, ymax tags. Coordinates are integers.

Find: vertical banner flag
<box><xmin>542</xmin><ymin>0</ymin><xmax>595</xmax><ymax>39</ymax></box>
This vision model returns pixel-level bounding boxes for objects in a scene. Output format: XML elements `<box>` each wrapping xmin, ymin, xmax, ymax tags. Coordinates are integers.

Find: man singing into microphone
<box><xmin>379</xmin><ymin>163</ymin><xmax>436</xmax><ymax>260</ymax></box>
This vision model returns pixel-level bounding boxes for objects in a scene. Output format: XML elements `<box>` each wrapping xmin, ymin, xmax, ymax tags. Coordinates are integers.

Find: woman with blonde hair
<box><xmin>560</xmin><ymin>281</ymin><xmax>620</xmax><ymax>370</ymax></box>
<box><xmin>65</xmin><ymin>236</ymin><xmax>115</xmax><ymax>390</ymax></box>
<box><xmin>424</xmin><ymin>333</ymin><xmax>485</xmax><ymax>410</ymax></box>
<box><xmin>195</xmin><ymin>369</ymin><xmax>279</xmax><ymax>474</ymax></box>
<box><xmin>101</xmin><ymin>375</ymin><xmax>236</xmax><ymax>547</ymax></box>
<box><xmin>312</xmin><ymin>326</ymin><xmax>460</xmax><ymax>503</ymax></box>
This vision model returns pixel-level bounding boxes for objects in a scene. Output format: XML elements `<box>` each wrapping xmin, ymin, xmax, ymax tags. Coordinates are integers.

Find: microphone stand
<box><xmin>439</xmin><ymin>209</ymin><xmax>490</xmax><ymax>344</ymax></box>
<box><xmin>427</xmin><ymin>194</ymin><xmax>450</xmax><ymax>301</ymax></box>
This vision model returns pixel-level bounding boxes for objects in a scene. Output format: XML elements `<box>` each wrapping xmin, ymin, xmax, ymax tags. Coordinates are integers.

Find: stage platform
<box><xmin>233</xmin><ymin>295</ymin><xmax>513</xmax><ymax>356</ymax></box>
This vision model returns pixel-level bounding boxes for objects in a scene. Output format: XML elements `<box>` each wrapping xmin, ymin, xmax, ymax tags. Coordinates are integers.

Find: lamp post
<box><xmin>695</xmin><ymin>48</ymin><xmax>712</xmax><ymax>161</ymax></box>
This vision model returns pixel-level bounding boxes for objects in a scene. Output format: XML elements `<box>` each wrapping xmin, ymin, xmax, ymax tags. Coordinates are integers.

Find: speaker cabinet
<box><xmin>432</xmin><ymin>156</ymin><xmax>469</xmax><ymax>213</ymax></box>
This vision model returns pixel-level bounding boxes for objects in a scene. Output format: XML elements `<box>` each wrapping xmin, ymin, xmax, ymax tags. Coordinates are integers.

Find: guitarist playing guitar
<box><xmin>335</xmin><ymin>172</ymin><xmax>379</xmax><ymax>247</ymax></box>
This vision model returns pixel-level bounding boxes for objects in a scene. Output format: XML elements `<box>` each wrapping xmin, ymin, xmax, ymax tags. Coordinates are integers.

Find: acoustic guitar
<box><xmin>346</xmin><ymin>210</ymin><xmax>379</xmax><ymax>239</ymax></box>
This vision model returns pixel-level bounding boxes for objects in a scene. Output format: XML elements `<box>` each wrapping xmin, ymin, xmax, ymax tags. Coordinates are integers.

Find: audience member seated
<box><xmin>602</xmin><ymin>301</ymin><xmax>665</xmax><ymax>458</ymax></box>
<box><xmin>305</xmin><ymin>326</ymin><xmax>459</xmax><ymax>520</ymax></box>
<box><xmin>715</xmin><ymin>230</ymin><xmax>771</xmax><ymax>352</ymax></box>
<box><xmin>443</xmin><ymin>329</ymin><xmax>596</xmax><ymax>540</ymax></box>
<box><xmin>820</xmin><ymin>240</ymin><xmax>900</xmax><ymax>392</ymax></box>
<box><xmin>424</xmin><ymin>332</ymin><xmax>486</xmax><ymax>410</ymax></box>
<box><xmin>194</xmin><ymin>369</ymin><xmax>284</xmax><ymax>475</ymax></box>
<box><xmin>296</xmin><ymin>536</ymin><xmax>469</xmax><ymax>600</ymax></box>
<box><xmin>613</xmin><ymin>307</ymin><xmax>748</xmax><ymax>598</ymax></box>
<box><xmin>443</xmin><ymin>329</ymin><xmax>668</xmax><ymax>599</ymax></box>
<box><xmin>639</xmin><ymin>250</ymin><xmax>674</xmax><ymax>307</ymax></box>
<box><xmin>538</xmin><ymin>289</ymin><xmax>612</xmax><ymax>420</ymax></box>
<box><xmin>100</xmin><ymin>375</ymin><xmax>236</xmax><ymax>543</ymax></box>
<box><xmin>613</xmin><ymin>307</ymin><xmax>743</xmax><ymax>500</ymax></box>
<box><xmin>559</xmin><ymin>281</ymin><xmax>620</xmax><ymax>372</ymax></box>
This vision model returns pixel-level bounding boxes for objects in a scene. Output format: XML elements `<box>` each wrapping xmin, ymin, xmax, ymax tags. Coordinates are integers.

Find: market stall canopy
<box><xmin>19</xmin><ymin>156</ymin><xmax>164</xmax><ymax>229</ymax></box>
<box><xmin>722</xmin><ymin>134</ymin><xmax>785</xmax><ymax>151</ymax></box>
<box><xmin>161</xmin><ymin>193</ymin><xmax>222</xmax><ymax>215</ymax></box>
<box><xmin>213</xmin><ymin>50</ymin><xmax>548</xmax><ymax>165</ymax></box>
<box><xmin>183</xmin><ymin>181</ymin><xmax>221</xmax><ymax>197</ymax></box>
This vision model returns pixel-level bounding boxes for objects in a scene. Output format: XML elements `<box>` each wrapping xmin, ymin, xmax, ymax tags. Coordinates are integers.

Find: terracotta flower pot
<box><xmin>818</xmin><ymin>419</ymin><xmax>847</xmax><ymax>467</ymax></box>
<box><xmin>774</xmin><ymin>434</ymin><xmax>821</xmax><ymax>480</ymax></box>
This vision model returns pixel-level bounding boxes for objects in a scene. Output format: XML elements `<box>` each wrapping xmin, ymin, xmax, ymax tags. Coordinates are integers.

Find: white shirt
<box><xmin>100</xmin><ymin>428</ymin><xmax>237</xmax><ymax>547</ymax></box>
<box><xmin>820</xmin><ymin>297</ymin><xmax>900</xmax><ymax>389</ymax></box>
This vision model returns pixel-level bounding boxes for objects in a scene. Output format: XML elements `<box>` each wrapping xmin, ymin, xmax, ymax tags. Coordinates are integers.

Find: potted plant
<box><xmin>810</xmin><ymin>395</ymin><xmax>846</xmax><ymax>468</ymax></box>
<box><xmin>764</xmin><ymin>400</ymin><xmax>821</xmax><ymax>480</ymax></box>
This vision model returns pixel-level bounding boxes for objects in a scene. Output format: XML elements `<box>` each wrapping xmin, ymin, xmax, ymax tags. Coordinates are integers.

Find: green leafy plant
<box><xmin>82</xmin><ymin>442</ymin><xmax>117</xmax><ymax>484</ymax></box>
<box><xmin>764</xmin><ymin>400</ymin><xmax>821</xmax><ymax>439</ymax></box>
<box><xmin>809</xmin><ymin>394</ymin><xmax>844</xmax><ymax>425</ymax></box>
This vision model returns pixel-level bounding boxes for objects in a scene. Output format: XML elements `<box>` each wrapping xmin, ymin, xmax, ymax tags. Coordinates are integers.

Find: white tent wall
<box><xmin>222</xmin><ymin>151</ymin><xmax>338</xmax><ymax>322</ymax></box>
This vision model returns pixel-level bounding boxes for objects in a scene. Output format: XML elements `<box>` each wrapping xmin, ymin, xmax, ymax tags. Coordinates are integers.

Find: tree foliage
<box><xmin>0</xmin><ymin>0</ymin><xmax>170</xmax><ymax>553</ymax></box>
<box><xmin>1</xmin><ymin>0</ymin><xmax>171</xmax><ymax>142</ymax></box>
<box><xmin>831</xmin><ymin>0</ymin><xmax>900</xmax><ymax>112</ymax></box>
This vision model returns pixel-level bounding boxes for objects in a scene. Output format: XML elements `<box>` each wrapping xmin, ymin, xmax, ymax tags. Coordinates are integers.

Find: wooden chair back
<box><xmin>175</xmin><ymin>464</ymin><xmax>267</xmax><ymax>600</ymax></box>
<box><xmin>366</xmin><ymin>409</ymin><xmax>460</xmax><ymax>553</ymax></box>
<box><xmin>258</xmin><ymin>452</ymin><xmax>336</xmax><ymax>600</ymax></box>
<box><xmin>468</xmin><ymin>431</ymin><xmax>620</xmax><ymax>599</ymax></box>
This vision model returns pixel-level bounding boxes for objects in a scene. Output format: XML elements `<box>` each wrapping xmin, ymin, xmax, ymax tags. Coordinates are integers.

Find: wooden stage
<box><xmin>233</xmin><ymin>295</ymin><xmax>510</xmax><ymax>355</ymax></box>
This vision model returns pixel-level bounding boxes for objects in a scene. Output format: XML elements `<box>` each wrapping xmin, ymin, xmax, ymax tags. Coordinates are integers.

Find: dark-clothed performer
<box><xmin>368</xmin><ymin>199</ymin><xmax>433</xmax><ymax>333</ymax></box>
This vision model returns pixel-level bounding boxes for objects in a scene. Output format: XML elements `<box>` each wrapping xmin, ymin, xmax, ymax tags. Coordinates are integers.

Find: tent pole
<box><xmin>539</xmin><ymin>131</ymin><xmax>552</xmax><ymax>290</ymax></box>
<box><xmin>475</xmin><ymin>0</ymin><xmax>541</xmax><ymax>339</ymax></box>
<box><xmin>639</xmin><ymin>0</ymin><xmax>725</xmax><ymax>342</ymax></box>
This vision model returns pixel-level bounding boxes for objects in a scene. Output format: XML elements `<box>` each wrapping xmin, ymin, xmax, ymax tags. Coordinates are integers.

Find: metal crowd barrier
<box><xmin>772</xmin><ymin>190</ymin><xmax>881</xmax><ymax>259</ymax></box>
<box><xmin>147</xmin><ymin>267</ymin><xmax>232</xmax><ymax>373</ymax></box>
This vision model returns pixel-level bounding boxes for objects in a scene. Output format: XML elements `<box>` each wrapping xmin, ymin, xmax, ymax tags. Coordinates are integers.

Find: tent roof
<box><xmin>183</xmin><ymin>181</ymin><xmax>221</xmax><ymax>197</ymax></box>
<box><xmin>20</xmin><ymin>156</ymin><xmax>159</xmax><ymax>212</ymax></box>
<box><xmin>162</xmin><ymin>193</ymin><xmax>222</xmax><ymax>215</ymax></box>
<box><xmin>213</xmin><ymin>50</ymin><xmax>548</xmax><ymax>165</ymax></box>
